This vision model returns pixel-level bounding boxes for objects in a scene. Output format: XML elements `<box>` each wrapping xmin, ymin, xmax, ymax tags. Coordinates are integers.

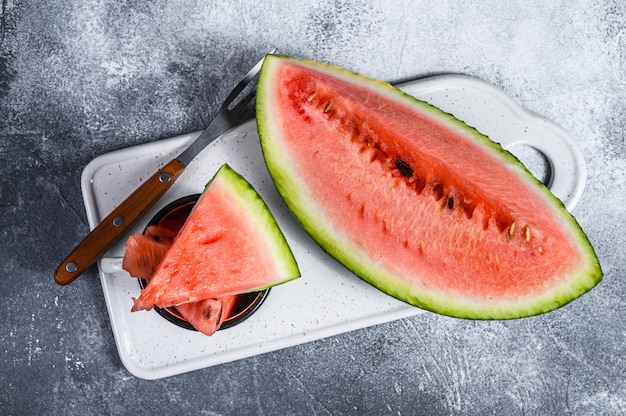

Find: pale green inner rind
<box><xmin>206</xmin><ymin>164</ymin><xmax>300</xmax><ymax>286</ymax></box>
<box><xmin>256</xmin><ymin>55</ymin><xmax>602</xmax><ymax>319</ymax></box>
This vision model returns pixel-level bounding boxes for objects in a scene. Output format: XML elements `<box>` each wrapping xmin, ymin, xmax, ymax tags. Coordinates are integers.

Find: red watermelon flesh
<box><xmin>144</xmin><ymin>222</ymin><xmax>180</xmax><ymax>243</ymax></box>
<box><xmin>122</xmin><ymin>228</ymin><xmax>171</xmax><ymax>280</ymax></box>
<box><xmin>175</xmin><ymin>297</ymin><xmax>237</xmax><ymax>336</ymax></box>
<box><xmin>256</xmin><ymin>55</ymin><xmax>602</xmax><ymax>319</ymax></box>
<box><xmin>130</xmin><ymin>164</ymin><xmax>299</xmax><ymax>312</ymax></box>
<box><xmin>123</xmin><ymin>224</ymin><xmax>236</xmax><ymax>335</ymax></box>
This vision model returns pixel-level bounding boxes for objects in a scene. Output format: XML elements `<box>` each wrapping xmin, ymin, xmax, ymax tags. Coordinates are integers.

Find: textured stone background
<box><xmin>1</xmin><ymin>1</ymin><xmax>625</xmax><ymax>414</ymax></box>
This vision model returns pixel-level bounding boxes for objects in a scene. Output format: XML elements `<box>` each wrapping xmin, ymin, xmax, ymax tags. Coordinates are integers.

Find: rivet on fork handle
<box><xmin>54</xmin><ymin>159</ymin><xmax>185</xmax><ymax>285</ymax></box>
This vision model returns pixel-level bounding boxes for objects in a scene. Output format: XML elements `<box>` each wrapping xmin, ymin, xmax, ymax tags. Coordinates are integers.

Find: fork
<box><xmin>55</xmin><ymin>50</ymin><xmax>275</xmax><ymax>285</ymax></box>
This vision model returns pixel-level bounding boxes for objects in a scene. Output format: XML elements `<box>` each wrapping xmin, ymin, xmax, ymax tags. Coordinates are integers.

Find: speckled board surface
<box><xmin>1</xmin><ymin>1</ymin><xmax>625</xmax><ymax>415</ymax></box>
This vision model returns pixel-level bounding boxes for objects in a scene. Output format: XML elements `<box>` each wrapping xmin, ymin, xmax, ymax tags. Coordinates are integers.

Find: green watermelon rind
<box><xmin>256</xmin><ymin>55</ymin><xmax>602</xmax><ymax>319</ymax></box>
<box><xmin>203</xmin><ymin>164</ymin><xmax>300</xmax><ymax>290</ymax></box>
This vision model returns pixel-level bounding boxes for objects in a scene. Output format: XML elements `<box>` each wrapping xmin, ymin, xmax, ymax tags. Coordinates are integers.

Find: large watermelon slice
<box><xmin>131</xmin><ymin>163</ymin><xmax>300</xmax><ymax>311</ymax></box>
<box><xmin>256</xmin><ymin>55</ymin><xmax>602</xmax><ymax>319</ymax></box>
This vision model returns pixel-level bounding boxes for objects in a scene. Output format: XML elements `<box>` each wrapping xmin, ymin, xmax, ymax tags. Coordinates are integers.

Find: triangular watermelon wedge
<box><xmin>123</xmin><ymin>229</ymin><xmax>238</xmax><ymax>336</ymax></box>
<box><xmin>256</xmin><ymin>55</ymin><xmax>602</xmax><ymax>319</ymax></box>
<box><xmin>131</xmin><ymin>164</ymin><xmax>300</xmax><ymax>311</ymax></box>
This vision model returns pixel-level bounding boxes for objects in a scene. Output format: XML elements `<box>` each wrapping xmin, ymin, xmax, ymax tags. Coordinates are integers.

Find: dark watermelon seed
<box><xmin>395</xmin><ymin>160</ymin><xmax>414</xmax><ymax>178</ymax></box>
<box><xmin>433</xmin><ymin>182</ymin><xmax>444</xmax><ymax>200</ymax></box>
<box><xmin>447</xmin><ymin>197</ymin><xmax>454</xmax><ymax>209</ymax></box>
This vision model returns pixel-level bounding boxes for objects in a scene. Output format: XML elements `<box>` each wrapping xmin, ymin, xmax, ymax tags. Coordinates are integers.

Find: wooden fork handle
<box><xmin>54</xmin><ymin>159</ymin><xmax>186</xmax><ymax>285</ymax></box>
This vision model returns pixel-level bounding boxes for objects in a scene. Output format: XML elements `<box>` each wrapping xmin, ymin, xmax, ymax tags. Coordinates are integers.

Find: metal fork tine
<box><xmin>223</xmin><ymin>49</ymin><xmax>277</xmax><ymax>113</ymax></box>
<box><xmin>231</xmin><ymin>92</ymin><xmax>256</xmax><ymax>119</ymax></box>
